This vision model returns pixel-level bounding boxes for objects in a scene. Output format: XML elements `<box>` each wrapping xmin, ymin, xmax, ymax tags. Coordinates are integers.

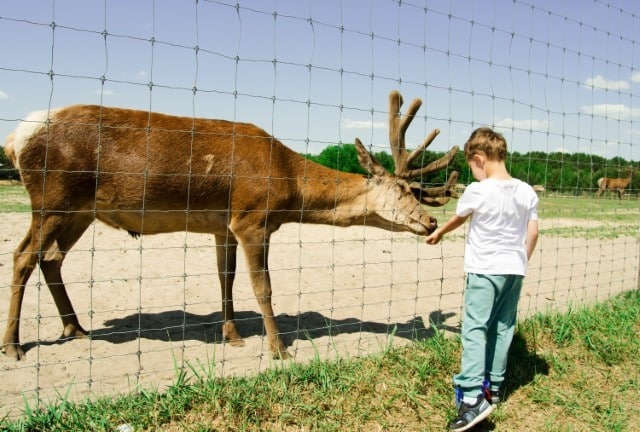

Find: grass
<box><xmin>0</xmin><ymin>184</ymin><xmax>30</xmax><ymax>212</ymax></box>
<box><xmin>536</xmin><ymin>195</ymin><xmax>640</xmax><ymax>238</ymax></box>
<box><xmin>430</xmin><ymin>194</ymin><xmax>640</xmax><ymax>239</ymax></box>
<box><xmin>1</xmin><ymin>289</ymin><xmax>639</xmax><ymax>431</ymax></box>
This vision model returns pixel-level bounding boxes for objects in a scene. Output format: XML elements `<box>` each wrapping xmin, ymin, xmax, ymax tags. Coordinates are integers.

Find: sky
<box><xmin>0</xmin><ymin>0</ymin><xmax>638</xmax><ymax>162</ymax></box>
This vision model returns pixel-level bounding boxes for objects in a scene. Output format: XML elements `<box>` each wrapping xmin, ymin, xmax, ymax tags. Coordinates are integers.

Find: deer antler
<box><xmin>387</xmin><ymin>90</ymin><xmax>459</xmax><ymax>206</ymax></box>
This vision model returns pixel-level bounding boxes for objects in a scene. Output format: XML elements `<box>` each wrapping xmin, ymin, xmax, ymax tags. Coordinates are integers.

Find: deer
<box><xmin>595</xmin><ymin>167</ymin><xmax>637</xmax><ymax>200</ymax></box>
<box><xmin>2</xmin><ymin>90</ymin><xmax>459</xmax><ymax>361</ymax></box>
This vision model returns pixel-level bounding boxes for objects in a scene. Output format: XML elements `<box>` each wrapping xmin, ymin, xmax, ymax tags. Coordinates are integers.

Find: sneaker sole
<box><xmin>450</xmin><ymin>404</ymin><xmax>495</xmax><ymax>432</ymax></box>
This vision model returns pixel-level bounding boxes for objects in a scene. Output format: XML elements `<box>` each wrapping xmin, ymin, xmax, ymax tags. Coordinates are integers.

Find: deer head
<box><xmin>357</xmin><ymin>91</ymin><xmax>459</xmax><ymax>204</ymax></box>
<box><xmin>355</xmin><ymin>90</ymin><xmax>459</xmax><ymax>219</ymax></box>
<box><xmin>351</xmin><ymin>90</ymin><xmax>459</xmax><ymax>233</ymax></box>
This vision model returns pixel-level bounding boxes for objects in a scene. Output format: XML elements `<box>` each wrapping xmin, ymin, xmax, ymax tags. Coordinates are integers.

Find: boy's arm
<box><xmin>425</xmin><ymin>214</ymin><xmax>469</xmax><ymax>245</ymax></box>
<box><xmin>526</xmin><ymin>219</ymin><xmax>539</xmax><ymax>259</ymax></box>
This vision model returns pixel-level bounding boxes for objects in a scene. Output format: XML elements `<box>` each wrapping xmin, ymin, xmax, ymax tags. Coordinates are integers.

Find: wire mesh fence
<box><xmin>0</xmin><ymin>0</ymin><xmax>638</xmax><ymax>418</ymax></box>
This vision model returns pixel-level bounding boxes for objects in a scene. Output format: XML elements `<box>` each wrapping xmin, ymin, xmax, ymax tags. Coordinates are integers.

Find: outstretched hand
<box><xmin>424</xmin><ymin>214</ymin><xmax>468</xmax><ymax>245</ymax></box>
<box><xmin>425</xmin><ymin>230</ymin><xmax>442</xmax><ymax>245</ymax></box>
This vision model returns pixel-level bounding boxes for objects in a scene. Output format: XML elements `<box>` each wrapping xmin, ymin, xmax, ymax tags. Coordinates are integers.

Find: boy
<box><xmin>425</xmin><ymin>127</ymin><xmax>539</xmax><ymax>431</ymax></box>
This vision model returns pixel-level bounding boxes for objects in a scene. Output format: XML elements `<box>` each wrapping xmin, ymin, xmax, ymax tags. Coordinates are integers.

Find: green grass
<box><xmin>0</xmin><ymin>184</ymin><xmax>30</xmax><ymax>212</ymax></box>
<box><xmin>1</xmin><ymin>290</ymin><xmax>639</xmax><ymax>431</ymax></box>
<box><xmin>429</xmin><ymin>194</ymin><xmax>640</xmax><ymax>239</ymax></box>
<box><xmin>538</xmin><ymin>195</ymin><xmax>640</xmax><ymax>238</ymax></box>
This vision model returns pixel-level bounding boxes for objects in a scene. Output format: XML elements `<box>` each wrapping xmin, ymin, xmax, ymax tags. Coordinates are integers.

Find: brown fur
<box><xmin>2</xmin><ymin>91</ymin><xmax>458</xmax><ymax>360</ymax></box>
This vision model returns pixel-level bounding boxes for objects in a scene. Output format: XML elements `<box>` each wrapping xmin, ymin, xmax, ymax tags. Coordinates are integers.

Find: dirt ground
<box><xmin>0</xmin><ymin>212</ymin><xmax>638</xmax><ymax>418</ymax></box>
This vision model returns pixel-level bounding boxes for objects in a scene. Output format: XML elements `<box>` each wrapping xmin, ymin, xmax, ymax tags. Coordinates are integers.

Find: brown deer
<box><xmin>595</xmin><ymin>167</ymin><xmax>637</xmax><ymax>200</ymax></box>
<box><xmin>2</xmin><ymin>90</ymin><xmax>458</xmax><ymax>361</ymax></box>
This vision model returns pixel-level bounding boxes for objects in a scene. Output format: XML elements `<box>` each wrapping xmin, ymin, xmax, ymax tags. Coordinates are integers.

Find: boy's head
<box><xmin>464</xmin><ymin>127</ymin><xmax>507</xmax><ymax>162</ymax></box>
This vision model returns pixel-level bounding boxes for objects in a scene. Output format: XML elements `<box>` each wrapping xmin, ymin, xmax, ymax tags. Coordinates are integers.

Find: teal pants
<box><xmin>453</xmin><ymin>273</ymin><xmax>523</xmax><ymax>397</ymax></box>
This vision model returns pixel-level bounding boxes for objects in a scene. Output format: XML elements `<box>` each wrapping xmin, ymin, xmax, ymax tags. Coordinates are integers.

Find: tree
<box><xmin>314</xmin><ymin>144</ymin><xmax>367</xmax><ymax>174</ymax></box>
<box><xmin>0</xmin><ymin>145</ymin><xmax>19</xmax><ymax>180</ymax></box>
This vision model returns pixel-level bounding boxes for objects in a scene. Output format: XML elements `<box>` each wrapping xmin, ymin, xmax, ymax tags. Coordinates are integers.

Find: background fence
<box><xmin>0</xmin><ymin>0</ymin><xmax>639</xmax><ymax>418</ymax></box>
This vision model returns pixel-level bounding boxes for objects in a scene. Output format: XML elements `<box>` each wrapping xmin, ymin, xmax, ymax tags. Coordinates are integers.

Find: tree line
<box><xmin>1</xmin><ymin>143</ymin><xmax>637</xmax><ymax>194</ymax></box>
<box><xmin>303</xmin><ymin>144</ymin><xmax>640</xmax><ymax>195</ymax></box>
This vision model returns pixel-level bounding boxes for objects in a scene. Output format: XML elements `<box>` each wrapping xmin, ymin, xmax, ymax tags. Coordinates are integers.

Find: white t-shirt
<box><xmin>456</xmin><ymin>178</ymin><xmax>538</xmax><ymax>276</ymax></box>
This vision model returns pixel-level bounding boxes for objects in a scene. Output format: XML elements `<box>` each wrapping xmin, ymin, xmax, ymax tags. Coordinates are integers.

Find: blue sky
<box><xmin>0</xmin><ymin>0</ymin><xmax>638</xmax><ymax>161</ymax></box>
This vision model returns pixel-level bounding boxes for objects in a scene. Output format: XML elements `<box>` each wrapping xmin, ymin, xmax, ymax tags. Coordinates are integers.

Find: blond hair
<box><xmin>464</xmin><ymin>127</ymin><xmax>507</xmax><ymax>162</ymax></box>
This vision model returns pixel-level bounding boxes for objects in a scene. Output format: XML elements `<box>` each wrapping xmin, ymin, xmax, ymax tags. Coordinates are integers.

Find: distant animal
<box><xmin>2</xmin><ymin>90</ymin><xmax>459</xmax><ymax>361</ymax></box>
<box><xmin>595</xmin><ymin>168</ymin><xmax>637</xmax><ymax>200</ymax></box>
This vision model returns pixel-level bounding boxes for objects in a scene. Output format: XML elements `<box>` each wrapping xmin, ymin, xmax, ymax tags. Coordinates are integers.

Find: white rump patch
<box><xmin>11</xmin><ymin>108</ymin><xmax>61</xmax><ymax>169</ymax></box>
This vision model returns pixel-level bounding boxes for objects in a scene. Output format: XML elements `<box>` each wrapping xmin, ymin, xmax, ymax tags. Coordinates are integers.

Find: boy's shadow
<box><xmin>503</xmin><ymin>332</ymin><xmax>550</xmax><ymax>398</ymax></box>
<box><xmin>471</xmin><ymin>332</ymin><xmax>550</xmax><ymax>431</ymax></box>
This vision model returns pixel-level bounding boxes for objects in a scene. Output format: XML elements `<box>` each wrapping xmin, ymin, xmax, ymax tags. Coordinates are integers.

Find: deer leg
<box><xmin>2</xmin><ymin>214</ymin><xmax>68</xmax><ymax>360</ymax></box>
<box><xmin>1</xmin><ymin>233</ymin><xmax>33</xmax><ymax>360</ymax></box>
<box><xmin>214</xmin><ymin>233</ymin><xmax>244</xmax><ymax>347</ymax></box>
<box><xmin>240</xmin><ymin>233</ymin><xmax>289</xmax><ymax>359</ymax></box>
<box><xmin>39</xmin><ymin>215</ymin><xmax>93</xmax><ymax>341</ymax></box>
<box><xmin>40</xmin><ymin>259</ymin><xmax>89</xmax><ymax>339</ymax></box>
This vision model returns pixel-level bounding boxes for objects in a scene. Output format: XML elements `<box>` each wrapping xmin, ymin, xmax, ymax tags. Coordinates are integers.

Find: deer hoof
<box><xmin>272</xmin><ymin>347</ymin><xmax>291</xmax><ymax>360</ymax></box>
<box><xmin>222</xmin><ymin>323</ymin><xmax>245</xmax><ymax>347</ymax></box>
<box><xmin>227</xmin><ymin>338</ymin><xmax>246</xmax><ymax>347</ymax></box>
<box><xmin>2</xmin><ymin>343</ymin><xmax>25</xmax><ymax>361</ymax></box>
<box><xmin>61</xmin><ymin>324</ymin><xmax>89</xmax><ymax>339</ymax></box>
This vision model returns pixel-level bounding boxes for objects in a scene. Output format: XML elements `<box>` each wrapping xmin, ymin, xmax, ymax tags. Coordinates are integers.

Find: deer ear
<box><xmin>410</xmin><ymin>184</ymin><xmax>452</xmax><ymax>207</ymax></box>
<box><xmin>355</xmin><ymin>138</ymin><xmax>387</xmax><ymax>177</ymax></box>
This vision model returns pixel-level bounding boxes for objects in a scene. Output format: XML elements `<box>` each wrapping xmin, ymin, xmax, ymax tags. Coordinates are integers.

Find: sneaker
<box><xmin>488</xmin><ymin>389</ymin><xmax>500</xmax><ymax>405</ymax></box>
<box><xmin>448</xmin><ymin>394</ymin><xmax>495</xmax><ymax>432</ymax></box>
<box><xmin>482</xmin><ymin>380</ymin><xmax>500</xmax><ymax>405</ymax></box>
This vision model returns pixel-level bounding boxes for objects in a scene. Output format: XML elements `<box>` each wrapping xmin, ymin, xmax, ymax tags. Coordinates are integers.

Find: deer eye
<box><xmin>410</xmin><ymin>186</ymin><xmax>424</xmax><ymax>201</ymax></box>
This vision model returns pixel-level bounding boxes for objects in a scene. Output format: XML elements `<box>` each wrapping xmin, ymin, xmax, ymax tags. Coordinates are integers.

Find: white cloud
<box><xmin>584</xmin><ymin>75</ymin><xmax>630</xmax><ymax>90</ymax></box>
<box><xmin>631</xmin><ymin>71</ymin><xmax>640</xmax><ymax>83</ymax></box>
<box><xmin>0</xmin><ymin>90</ymin><xmax>8</xmax><ymax>100</ymax></box>
<box><xmin>341</xmin><ymin>118</ymin><xmax>387</xmax><ymax>130</ymax></box>
<box><xmin>581</xmin><ymin>103</ymin><xmax>640</xmax><ymax>120</ymax></box>
<box><xmin>137</xmin><ymin>70</ymin><xmax>148</xmax><ymax>79</ymax></box>
<box><xmin>494</xmin><ymin>117</ymin><xmax>549</xmax><ymax>131</ymax></box>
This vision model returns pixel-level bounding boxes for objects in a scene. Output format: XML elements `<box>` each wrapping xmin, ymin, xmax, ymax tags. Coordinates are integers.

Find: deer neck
<box><xmin>294</xmin><ymin>166</ymin><xmax>374</xmax><ymax>226</ymax></box>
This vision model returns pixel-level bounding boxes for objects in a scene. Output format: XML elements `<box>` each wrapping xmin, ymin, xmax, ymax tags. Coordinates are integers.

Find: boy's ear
<box><xmin>471</xmin><ymin>153</ymin><xmax>484</xmax><ymax>166</ymax></box>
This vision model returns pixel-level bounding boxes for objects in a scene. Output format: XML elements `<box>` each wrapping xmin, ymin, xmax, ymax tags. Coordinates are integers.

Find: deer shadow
<box><xmin>22</xmin><ymin>309</ymin><xmax>460</xmax><ymax>353</ymax></box>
